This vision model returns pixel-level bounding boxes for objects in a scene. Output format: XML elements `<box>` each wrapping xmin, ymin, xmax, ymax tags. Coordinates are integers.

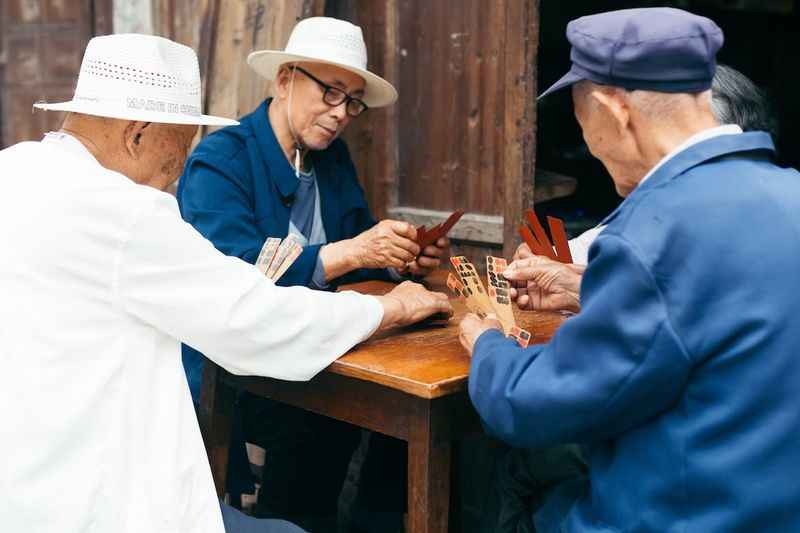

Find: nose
<box><xmin>329</xmin><ymin>100</ymin><xmax>348</xmax><ymax>121</ymax></box>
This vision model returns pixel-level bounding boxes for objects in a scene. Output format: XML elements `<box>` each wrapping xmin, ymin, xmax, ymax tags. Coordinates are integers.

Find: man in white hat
<box><xmin>176</xmin><ymin>17</ymin><xmax>442</xmax><ymax>530</ymax></box>
<box><xmin>0</xmin><ymin>33</ymin><xmax>451</xmax><ymax>533</ymax></box>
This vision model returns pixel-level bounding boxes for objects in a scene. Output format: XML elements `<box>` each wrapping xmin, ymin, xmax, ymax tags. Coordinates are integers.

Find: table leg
<box><xmin>407</xmin><ymin>398</ymin><xmax>451</xmax><ymax>533</ymax></box>
<box><xmin>199</xmin><ymin>362</ymin><xmax>236</xmax><ymax>498</ymax></box>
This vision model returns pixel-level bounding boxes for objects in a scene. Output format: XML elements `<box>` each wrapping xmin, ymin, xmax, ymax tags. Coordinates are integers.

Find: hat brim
<box><xmin>33</xmin><ymin>100</ymin><xmax>239</xmax><ymax>127</ymax></box>
<box><xmin>537</xmin><ymin>70</ymin><xmax>584</xmax><ymax>101</ymax></box>
<box><xmin>247</xmin><ymin>50</ymin><xmax>398</xmax><ymax>108</ymax></box>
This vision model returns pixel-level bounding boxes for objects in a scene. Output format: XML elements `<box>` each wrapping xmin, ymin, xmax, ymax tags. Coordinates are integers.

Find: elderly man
<box><xmin>177</xmin><ymin>17</ymin><xmax>438</xmax><ymax>529</ymax></box>
<box><xmin>0</xmin><ymin>34</ymin><xmax>450</xmax><ymax>533</ymax></box>
<box><xmin>507</xmin><ymin>64</ymin><xmax>781</xmax><ymax>315</ymax></box>
<box><xmin>461</xmin><ymin>8</ymin><xmax>800</xmax><ymax>532</ymax></box>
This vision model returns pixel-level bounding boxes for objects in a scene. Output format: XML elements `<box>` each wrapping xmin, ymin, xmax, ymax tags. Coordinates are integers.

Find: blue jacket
<box><xmin>177</xmin><ymin>99</ymin><xmax>388</xmax><ymax>400</ymax></box>
<box><xmin>470</xmin><ymin>133</ymin><xmax>800</xmax><ymax>532</ymax></box>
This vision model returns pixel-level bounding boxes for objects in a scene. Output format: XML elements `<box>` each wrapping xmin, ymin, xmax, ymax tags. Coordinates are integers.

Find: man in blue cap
<box><xmin>460</xmin><ymin>7</ymin><xmax>800</xmax><ymax>532</ymax></box>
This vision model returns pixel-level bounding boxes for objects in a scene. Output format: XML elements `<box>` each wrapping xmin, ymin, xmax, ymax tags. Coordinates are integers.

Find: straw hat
<box><xmin>34</xmin><ymin>34</ymin><xmax>238</xmax><ymax>126</ymax></box>
<box><xmin>247</xmin><ymin>17</ymin><xmax>398</xmax><ymax>108</ymax></box>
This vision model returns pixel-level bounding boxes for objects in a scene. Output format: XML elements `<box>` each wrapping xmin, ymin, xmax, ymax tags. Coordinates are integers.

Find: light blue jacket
<box><xmin>470</xmin><ymin>132</ymin><xmax>800</xmax><ymax>532</ymax></box>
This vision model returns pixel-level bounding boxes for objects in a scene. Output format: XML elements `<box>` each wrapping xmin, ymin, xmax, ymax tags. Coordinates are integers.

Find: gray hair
<box><xmin>711</xmin><ymin>64</ymin><xmax>779</xmax><ymax>142</ymax></box>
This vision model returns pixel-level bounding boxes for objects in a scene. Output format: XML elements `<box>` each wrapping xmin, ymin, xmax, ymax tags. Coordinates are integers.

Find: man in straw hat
<box><xmin>177</xmin><ymin>17</ymin><xmax>441</xmax><ymax>530</ymax></box>
<box><xmin>0</xmin><ymin>33</ymin><xmax>451</xmax><ymax>533</ymax></box>
<box><xmin>459</xmin><ymin>7</ymin><xmax>800</xmax><ymax>532</ymax></box>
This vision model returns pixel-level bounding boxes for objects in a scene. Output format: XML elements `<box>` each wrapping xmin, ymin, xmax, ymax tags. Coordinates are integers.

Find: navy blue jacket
<box><xmin>177</xmin><ymin>99</ymin><xmax>388</xmax><ymax>399</ymax></box>
<box><xmin>470</xmin><ymin>133</ymin><xmax>800</xmax><ymax>532</ymax></box>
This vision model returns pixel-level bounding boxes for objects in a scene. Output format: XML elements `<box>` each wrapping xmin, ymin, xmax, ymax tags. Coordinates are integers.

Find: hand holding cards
<box><xmin>449</xmin><ymin>255</ymin><xmax>532</xmax><ymax>348</ymax></box>
<box><xmin>255</xmin><ymin>234</ymin><xmax>304</xmax><ymax>282</ymax></box>
<box><xmin>414</xmin><ymin>210</ymin><xmax>464</xmax><ymax>254</ymax></box>
<box><xmin>518</xmin><ymin>208</ymin><xmax>573</xmax><ymax>263</ymax></box>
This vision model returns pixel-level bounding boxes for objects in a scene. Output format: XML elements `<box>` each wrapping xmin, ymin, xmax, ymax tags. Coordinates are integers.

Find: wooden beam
<box><xmin>501</xmin><ymin>0</ymin><xmax>539</xmax><ymax>259</ymax></box>
<box><xmin>388</xmin><ymin>206</ymin><xmax>503</xmax><ymax>245</ymax></box>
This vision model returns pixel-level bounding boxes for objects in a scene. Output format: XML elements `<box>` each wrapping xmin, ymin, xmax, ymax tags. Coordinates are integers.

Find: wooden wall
<box><xmin>0</xmin><ymin>0</ymin><xmax>112</xmax><ymax>147</ymax></box>
<box><xmin>331</xmin><ymin>0</ymin><xmax>540</xmax><ymax>263</ymax></box>
<box><xmin>1</xmin><ymin>0</ymin><xmax>542</xmax><ymax>265</ymax></box>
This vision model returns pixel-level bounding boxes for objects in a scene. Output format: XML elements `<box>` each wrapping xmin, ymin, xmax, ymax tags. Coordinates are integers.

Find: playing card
<box><xmin>266</xmin><ymin>234</ymin><xmax>303</xmax><ymax>279</ymax></box>
<box><xmin>255</xmin><ymin>237</ymin><xmax>281</xmax><ymax>275</ymax></box>
<box><xmin>509</xmin><ymin>325</ymin><xmax>532</xmax><ymax>348</ymax></box>
<box><xmin>486</xmin><ymin>256</ymin><xmax>516</xmax><ymax>332</ymax></box>
<box><xmin>271</xmin><ymin>242</ymin><xmax>303</xmax><ymax>282</ymax></box>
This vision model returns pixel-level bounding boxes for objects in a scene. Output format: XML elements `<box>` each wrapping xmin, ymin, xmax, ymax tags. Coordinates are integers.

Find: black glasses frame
<box><xmin>292</xmin><ymin>66</ymin><xmax>369</xmax><ymax>117</ymax></box>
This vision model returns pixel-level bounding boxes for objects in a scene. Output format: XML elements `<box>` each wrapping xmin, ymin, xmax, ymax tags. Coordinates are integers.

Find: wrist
<box><xmin>319</xmin><ymin>240</ymin><xmax>361</xmax><ymax>281</ymax></box>
<box><xmin>375</xmin><ymin>294</ymin><xmax>405</xmax><ymax>330</ymax></box>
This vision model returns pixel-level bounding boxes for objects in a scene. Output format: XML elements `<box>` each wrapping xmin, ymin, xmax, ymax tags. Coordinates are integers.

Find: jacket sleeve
<box><xmin>469</xmin><ymin>233</ymin><xmax>693</xmax><ymax>449</ymax></box>
<box><xmin>178</xmin><ymin>152</ymin><xmax>321</xmax><ymax>287</ymax></box>
<box><xmin>116</xmin><ymin>191</ymin><xmax>383</xmax><ymax>381</ymax></box>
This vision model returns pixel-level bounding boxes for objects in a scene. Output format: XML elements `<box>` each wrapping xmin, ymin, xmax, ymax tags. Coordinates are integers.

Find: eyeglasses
<box><xmin>292</xmin><ymin>66</ymin><xmax>369</xmax><ymax>118</ymax></box>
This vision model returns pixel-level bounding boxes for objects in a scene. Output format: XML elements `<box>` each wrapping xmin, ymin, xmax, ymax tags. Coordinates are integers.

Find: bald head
<box><xmin>572</xmin><ymin>81</ymin><xmax>718</xmax><ymax>196</ymax></box>
<box><xmin>60</xmin><ymin>113</ymin><xmax>197</xmax><ymax>191</ymax></box>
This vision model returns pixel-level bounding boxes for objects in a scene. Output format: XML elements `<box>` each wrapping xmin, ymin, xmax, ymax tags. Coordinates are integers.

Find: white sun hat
<box><xmin>247</xmin><ymin>17</ymin><xmax>398</xmax><ymax>108</ymax></box>
<box><xmin>34</xmin><ymin>34</ymin><xmax>238</xmax><ymax>126</ymax></box>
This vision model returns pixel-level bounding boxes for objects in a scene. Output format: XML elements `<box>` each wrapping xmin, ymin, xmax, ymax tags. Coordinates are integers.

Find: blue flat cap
<box><xmin>539</xmin><ymin>8</ymin><xmax>724</xmax><ymax>100</ymax></box>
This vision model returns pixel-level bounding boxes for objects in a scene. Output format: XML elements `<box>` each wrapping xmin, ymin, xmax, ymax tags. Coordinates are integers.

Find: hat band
<box><xmin>74</xmin><ymin>93</ymin><xmax>202</xmax><ymax>117</ymax></box>
<box><xmin>571</xmin><ymin>63</ymin><xmax>715</xmax><ymax>94</ymax></box>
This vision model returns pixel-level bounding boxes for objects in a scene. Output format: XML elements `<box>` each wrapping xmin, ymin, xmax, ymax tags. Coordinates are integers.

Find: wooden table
<box><xmin>199</xmin><ymin>271</ymin><xmax>566</xmax><ymax>533</ymax></box>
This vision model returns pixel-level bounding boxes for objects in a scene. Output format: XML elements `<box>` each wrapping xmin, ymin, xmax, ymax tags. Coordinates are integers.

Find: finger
<box><xmin>513</xmin><ymin>243</ymin><xmax>533</xmax><ymax>261</ymax></box>
<box><xmin>518</xmin><ymin>293</ymin><xmax>530</xmax><ymax>308</ymax></box>
<box><xmin>388</xmin><ymin>245</ymin><xmax>417</xmax><ymax>264</ymax></box>
<box><xmin>390</xmin><ymin>220</ymin><xmax>417</xmax><ymax>240</ymax></box>
<box><xmin>502</xmin><ymin>261</ymin><xmax>550</xmax><ymax>281</ymax></box>
<box><xmin>416</xmin><ymin>255</ymin><xmax>440</xmax><ymax>268</ymax></box>
<box><xmin>438</xmin><ymin>299</ymin><xmax>455</xmax><ymax>316</ymax></box>
<box><xmin>509</xmin><ymin>287</ymin><xmax>518</xmax><ymax>299</ymax></box>
<box><xmin>436</xmin><ymin>237</ymin><xmax>449</xmax><ymax>248</ymax></box>
<box><xmin>391</xmin><ymin>237</ymin><xmax>421</xmax><ymax>257</ymax></box>
<box><xmin>422</xmin><ymin>244</ymin><xmax>444</xmax><ymax>258</ymax></box>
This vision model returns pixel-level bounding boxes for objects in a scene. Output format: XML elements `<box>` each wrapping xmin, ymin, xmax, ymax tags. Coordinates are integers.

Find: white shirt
<box><xmin>0</xmin><ymin>134</ymin><xmax>383</xmax><ymax>533</ymax></box>
<box><xmin>568</xmin><ymin>125</ymin><xmax>744</xmax><ymax>265</ymax></box>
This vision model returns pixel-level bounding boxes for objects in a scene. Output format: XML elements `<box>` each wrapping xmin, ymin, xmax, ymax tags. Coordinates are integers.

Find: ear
<box><xmin>123</xmin><ymin>121</ymin><xmax>151</xmax><ymax>159</ymax></box>
<box><xmin>273</xmin><ymin>66</ymin><xmax>293</xmax><ymax>99</ymax></box>
<box><xmin>590</xmin><ymin>88</ymin><xmax>630</xmax><ymax>133</ymax></box>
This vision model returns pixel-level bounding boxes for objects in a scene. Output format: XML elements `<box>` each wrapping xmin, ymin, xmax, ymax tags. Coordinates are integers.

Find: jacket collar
<box><xmin>601</xmin><ymin>131</ymin><xmax>775</xmax><ymax>226</ymax></box>
<box><xmin>251</xmin><ymin>98</ymin><xmax>301</xmax><ymax>201</ymax></box>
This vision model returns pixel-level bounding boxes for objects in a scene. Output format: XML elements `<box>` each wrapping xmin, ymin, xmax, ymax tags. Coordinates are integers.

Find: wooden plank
<box><xmin>228</xmin><ymin>371</ymin><xmax>414</xmax><ymax>440</ymax></box>
<box><xmin>204</xmin><ymin>0</ymin><xmax>323</xmax><ymax>135</ymax></box>
<box><xmin>323</xmin><ymin>274</ymin><xmax>567</xmax><ymax>398</ymax></box>
<box><xmin>388</xmin><ymin>206</ymin><xmax>503</xmax><ymax>245</ymax></box>
<box><xmin>112</xmin><ymin>0</ymin><xmax>153</xmax><ymax>34</ymax></box>
<box><xmin>501</xmin><ymin>0</ymin><xmax>539</xmax><ymax>259</ymax></box>
<box><xmin>92</xmin><ymin>0</ymin><xmax>114</xmax><ymax>35</ymax></box>
<box><xmin>335</xmin><ymin>0</ymin><xmax>399</xmax><ymax>220</ymax></box>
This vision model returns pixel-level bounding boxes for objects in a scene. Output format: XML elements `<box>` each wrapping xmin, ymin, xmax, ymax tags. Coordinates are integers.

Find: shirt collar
<box><xmin>600</xmin><ymin>130</ymin><xmax>775</xmax><ymax>227</ymax></box>
<box><xmin>41</xmin><ymin>131</ymin><xmax>99</xmax><ymax>165</ymax></box>
<box><xmin>639</xmin><ymin>124</ymin><xmax>744</xmax><ymax>186</ymax></box>
<box><xmin>251</xmin><ymin>98</ymin><xmax>302</xmax><ymax>200</ymax></box>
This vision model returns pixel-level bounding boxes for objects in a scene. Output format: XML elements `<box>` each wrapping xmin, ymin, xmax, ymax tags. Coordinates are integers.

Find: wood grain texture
<box><xmin>329</xmin><ymin>270</ymin><xmax>567</xmax><ymax>399</ymax></box>
<box><xmin>502</xmin><ymin>0</ymin><xmax>539</xmax><ymax>259</ymax></box>
<box><xmin>333</xmin><ymin>0</ymin><xmax>399</xmax><ymax>220</ymax></box>
<box><xmin>1</xmin><ymin>0</ymin><xmax>93</xmax><ymax>147</ymax></box>
<box><xmin>202</xmin><ymin>0</ymin><xmax>321</xmax><ymax>135</ymax></box>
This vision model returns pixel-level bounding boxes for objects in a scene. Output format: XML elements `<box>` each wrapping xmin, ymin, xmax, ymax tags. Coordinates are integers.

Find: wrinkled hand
<box><xmin>458</xmin><ymin>313</ymin><xmax>503</xmax><ymax>356</ymax></box>
<box><xmin>502</xmin><ymin>256</ymin><xmax>585</xmax><ymax>313</ymax></box>
<box><xmin>399</xmin><ymin>237</ymin><xmax>450</xmax><ymax>277</ymax></box>
<box><xmin>512</xmin><ymin>242</ymin><xmax>535</xmax><ymax>262</ymax></box>
<box><xmin>377</xmin><ymin>281</ymin><xmax>453</xmax><ymax>330</ymax></box>
<box><xmin>351</xmin><ymin>220</ymin><xmax>421</xmax><ymax>270</ymax></box>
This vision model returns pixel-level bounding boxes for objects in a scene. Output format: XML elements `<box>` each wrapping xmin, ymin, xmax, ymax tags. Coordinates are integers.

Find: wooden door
<box><xmin>0</xmin><ymin>0</ymin><xmax>112</xmax><ymax>148</ymax></box>
<box><xmin>332</xmin><ymin>0</ymin><xmax>540</xmax><ymax>263</ymax></box>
